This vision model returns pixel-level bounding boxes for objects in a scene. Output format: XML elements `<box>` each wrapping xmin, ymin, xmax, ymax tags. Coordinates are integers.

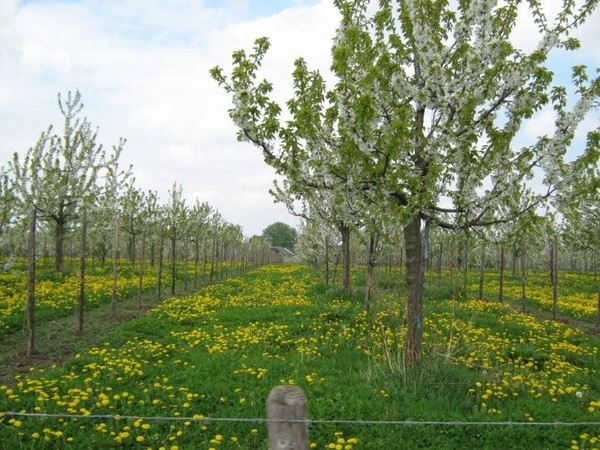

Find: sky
<box><xmin>0</xmin><ymin>0</ymin><xmax>599</xmax><ymax>237</ymax></box>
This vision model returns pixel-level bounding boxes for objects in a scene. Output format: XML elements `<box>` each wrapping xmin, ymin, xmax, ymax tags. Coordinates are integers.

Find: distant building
<box><xmin>270</xmin><ymin>246</ymin><xmax>297</xmax><ymax>263</ymax></box>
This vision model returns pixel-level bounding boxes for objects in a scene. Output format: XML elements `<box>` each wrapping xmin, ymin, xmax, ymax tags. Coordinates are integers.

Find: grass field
<box><xmin>0</xmin><ymin>261</ymin><xmax>157</xmax><ymax>337</ymax></box>
<box><xmin>0</xmin><ymin>259</ymin><xmax>244</xmax><ymax>338</ymax></box>
<box><xmin>0</xmin><ymin>264</ymin><xmax>599</xmax><ymax>449</ymax></box>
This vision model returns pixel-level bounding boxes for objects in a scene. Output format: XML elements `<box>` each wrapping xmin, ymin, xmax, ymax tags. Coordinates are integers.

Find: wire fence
<box><xmin>3</xmin><ymin>385</ymin><xmax>600</xmax><ymax>450</ymax></box>
<box><xmin>2</xmin><ymin>410</ymin><xmax>600</xmax><ymax>427</ymax></box>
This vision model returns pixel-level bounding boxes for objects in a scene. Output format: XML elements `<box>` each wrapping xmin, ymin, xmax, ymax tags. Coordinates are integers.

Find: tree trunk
<box><xmin>364</xmin><ymin>260</ymin><xmax>375</xmax><ymax>311</ymax></box>
<box><xmin>138</xmin><ymin>228</ymin><xmax>146</xmax><ymax>305</ymax></box>
<box><xmin>203</xmin><ymin>237</ymin><xmax>209</xmax><ymax>285</ymax></box>
<box><xmin>551</xmin><ymin>235</ymin><xmax>559</xmax><ymax>320</ymax></box>
<box><xmin>511</xmin><ymin>242</ymin><xmax>518</xmax><ymax>277</ymax></box>
<box><xmin>194</xmin><ymin>238</ymin><xmax>200</xmax><ymax>289</ymax></box>
<box><xmin>499</xmin><ymin>245</ymin><xmax>505</xmax><ymax>303</ymax></box>
<box><xmin>43</xmin><ymin>239</ymin><xmax>49</xmax><ymax>271</ymax></box>
<box><xmin>462</xmin><ymin>231</ymin><xmax>469</xmax><ymax>298</ymax></box>
<box><xmin>324</xmin><ymin>235</ymin><xmax>330</xmax><ymax>286</ymax></box>
<box><xmin>595</xmin><ymin>284</ymin><xmax>600</xmax><ymax>332</ymax></box>
<box><xmin>339</xmin><ymin>221</ymin><xmax>351</xmax><ymax>290</ymax></box>
<box><xmin>404</xmin><ymin>216</ymin><xmax>425</xmax><ymax>366</ymax></box>
<box><xmin>157</xmin><ymin>228</ymin><xmax>164</xmax><ymax>301</ymax></box>
<box><xmin>478</xmin><ymin>242</ymin><xmax>485</xmax><ymax>300</ymax></box>
<box><xmin>111</xmin><ymin>219</ymin><xmax>120</xmax><ymax>315</ymax></box>
<box><xmin>214</xmin><ymin>236</ymin><xmax>220</xmax><ymax>281</ymax></box>
<box><xmin>54</xmin><ymin>218</ymin><xmax>65</xmax><ymax>273</ymax></box>
<box><xmin>220</xmin><ymin>243</ymin><xmax>226</xmax><ymax>280</ymax></box>
<box><xmin>437</xmin><ymin>242</ymin><xmax>443</xmax><ymax>287</ymax></box>
<box><xmin>595</xmin><ymin>252</ymin><xmax>600</xmax><ymax>331</ymax></box>
<box><xmin>332</xmin><ymin>248</ymin><xmax>341</xmax><ymax>285</ymax></box>
<box><xmin>128</xmin><ymin>232</ymin><xmax>137</xmax><ymax>268</ymax></box>
<box><xmin>98</xmin><ymin>241</ymin><xmax>107</xmax><ymax>267</ymax></box>
<box><xmin>364</xmin><ymin>234</ymin><xmax>378</xmax><ymax>311</ymax></box>
<box><xmin>521</xmin><ymin>251</ymin><xmax>527</xmax><ymax>312</ymax></box>
<box><xmin>210</xmin><ymin>233</ymin><xmax>217</xmax><ymax>283</ymax></box>
<box><xmin>68</xmin><ymin>242</ymin><xmax>75</xmax><ymax>272</ymax></box>
<box><xmin>77</xmin><ymin>209</ymin><xmax>87</xmax><ymax>333</ymax></box>
<box><xmin>170</xmin><ymin>229</ymin><xmax>177</xmax><ymax>295</ymax></box>
<box><xmin>26</xmin><ymin>208</ymin><xmax>37</xmax><ymax>357</ymax></box>
<box><xmin>184</xmin><ymin>241</ymin><xmax>189</xmax><ymax>291</ymax></box>
<box><xmin>150</xmin><ymin>242</ymin><xmax>156</xmax><ymax>268</ymax></box>
<box><xmin>450</xmin><ymin>237</ymin><xmax>456</xmax><ymax>299</ymax></box>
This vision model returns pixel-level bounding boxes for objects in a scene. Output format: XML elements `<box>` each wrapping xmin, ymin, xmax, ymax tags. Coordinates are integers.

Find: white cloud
<box><xmin>0</xmin><ymin>0</ymin><xmax>19</xmax><ymax>24</ymax></box>
<box><xmin>20</xmin><ymin>41</ymin><xmax>72</xmax><ymax>76</ymax></box>
<box><xmin>0</xmin><ymin>0</ymin><xmax>340</xmax><ymax>236</ymax></box>
<box><xmin>524</xmin><ymin>107</ymin><xmax>556</xmax><ymax>141</ymax></box>
<box><xmin>0</xmin><ymin>0</ymin><xmax>598</xmax><ymax>237</ymax></box>
<box><xmin>510</xmin><ymin>0</ymin><xmax>600</xmax><ymax>67</ymax></box>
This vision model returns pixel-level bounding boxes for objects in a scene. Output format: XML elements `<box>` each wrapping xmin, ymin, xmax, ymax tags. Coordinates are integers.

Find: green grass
<box><xmin>0</xmin><ymin>264</ymin><xmax>599</xmax><ymax>449</ymax></box>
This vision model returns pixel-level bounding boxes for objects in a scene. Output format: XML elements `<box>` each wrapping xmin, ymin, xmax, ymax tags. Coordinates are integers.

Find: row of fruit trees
<box><xmin>1</xmin><ymin>1</ymin><xmax>599</xmax><ymax>368</ymax></box>
<box><xmin>0</xmin><ymin>91</ymin><xmax>281</xmax><ymax>355</ymax></box>
<box><xmin>211</xmin><ymin>0</ymin><xmax>600</xmax><ymax>365</ymax></box>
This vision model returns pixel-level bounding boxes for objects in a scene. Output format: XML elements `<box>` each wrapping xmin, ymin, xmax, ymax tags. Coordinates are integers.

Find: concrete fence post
<box><xmin>267</xmin><ymin>385</ymin><xmax>309</xmax><ymax>450</ymax></box>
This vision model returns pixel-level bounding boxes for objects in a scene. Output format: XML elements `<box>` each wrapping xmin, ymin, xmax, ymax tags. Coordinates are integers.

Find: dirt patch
<box><xmin>100</xmin><ymin>312</ymin><xmax>140</xmax><ymax>322</ymax></box>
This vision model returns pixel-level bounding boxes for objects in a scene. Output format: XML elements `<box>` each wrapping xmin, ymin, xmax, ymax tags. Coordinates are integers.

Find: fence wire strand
<box><xmin>2</xmin><ymin>411</ymin><xmax>599</xmax><ymax>427</ymax></box>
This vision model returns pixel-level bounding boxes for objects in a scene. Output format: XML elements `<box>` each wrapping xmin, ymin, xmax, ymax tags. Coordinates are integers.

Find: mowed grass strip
<box><xmin>0</xmin><ymin>264</ymin><xmax>599</xmax><ymax>449</ymax></box>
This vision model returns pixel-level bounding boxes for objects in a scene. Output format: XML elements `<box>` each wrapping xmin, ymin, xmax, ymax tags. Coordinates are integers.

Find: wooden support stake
<box><xmin>551</xmin><ymin>235</ymin><xmax>559</xmax><ymax>320</ymax></box>
<box><xmin>26</xmin><ymin>208</ymin><xmax>37</xmax><ymax>357</ymax></box>
<box><xmin>267</xmin><ymin>385</ymin><xmax>308</xmax><ymax>450</ymax></box>
<box><xmin>77</xmin><ymin>208</ymin><xmax>87</xmax><ymax>334</ymax></box>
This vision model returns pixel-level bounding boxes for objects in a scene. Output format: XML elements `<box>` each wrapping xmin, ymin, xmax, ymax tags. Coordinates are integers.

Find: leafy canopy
<box><xmin>262</xmin><ymin>221</ymin><xmax>298</xmax><ymax>250</ymax></box>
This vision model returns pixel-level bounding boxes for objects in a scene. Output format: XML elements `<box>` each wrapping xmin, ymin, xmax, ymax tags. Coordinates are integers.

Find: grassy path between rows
<box><xmin>0</xmin><ymin>284</ymin><xmax>186</xmax><ymax>386</ymax></box>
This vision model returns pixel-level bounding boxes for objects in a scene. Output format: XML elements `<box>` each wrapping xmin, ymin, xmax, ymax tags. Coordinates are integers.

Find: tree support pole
<box><xmin>26</xmin><ymin>208</ymin><xmax>37</xmax><ymax>357</ymax></box>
